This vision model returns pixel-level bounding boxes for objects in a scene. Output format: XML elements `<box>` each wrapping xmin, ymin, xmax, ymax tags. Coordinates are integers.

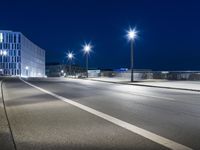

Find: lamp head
<box><xmin>67</xmin><ymin>51</ymin><xmax>74</xmax><ymax>60</ymax></box>
<box><xmin>83</xmin><ymin>43</ymin><xmax>92</xmax><ymax>54</ymax></box>
<box><xmin>127</xmin><ymin>27</ymin><xmax>138</xmax><ymax>41</ymax></box>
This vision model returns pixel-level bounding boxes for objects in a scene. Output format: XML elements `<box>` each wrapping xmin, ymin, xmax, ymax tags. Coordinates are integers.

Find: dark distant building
<box><xmin>46</xmin><ymin>63</ymin><xmax>85</xmax><ymax>77</ymax></box>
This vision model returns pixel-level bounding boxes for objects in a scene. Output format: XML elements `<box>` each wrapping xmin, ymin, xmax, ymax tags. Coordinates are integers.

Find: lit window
<box><xmin>0</xmin><ymin>33</ymin><xmax>3</xmax><ymax>43</ymax></box>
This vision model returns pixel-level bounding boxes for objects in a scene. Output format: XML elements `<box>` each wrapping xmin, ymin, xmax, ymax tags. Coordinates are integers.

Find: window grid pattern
<box><xmin>0</xmin><ymin>30</ymin><xmax>45</xmax><ymax>77</ymax></box>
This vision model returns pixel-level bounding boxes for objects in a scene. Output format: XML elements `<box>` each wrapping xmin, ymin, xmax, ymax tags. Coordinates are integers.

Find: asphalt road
<box><xmin>1</xmin><ymin>77</ymin><xmax>200</xmax><ymax>150</ymax></box>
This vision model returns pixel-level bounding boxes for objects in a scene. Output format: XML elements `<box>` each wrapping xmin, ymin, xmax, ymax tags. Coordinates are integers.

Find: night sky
<box><xmin>1</xmin><ymin>0</ymin><xmax>200</xmax><ymax>70</ymax></box>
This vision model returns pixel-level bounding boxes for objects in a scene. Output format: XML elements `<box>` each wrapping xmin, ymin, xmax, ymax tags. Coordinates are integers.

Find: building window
<box><xmin>6</xmin><ymin>33</ymin><xmax>9</xmax><ymax>43</ymax></box>
<box><xmin>9</xmin><ymin>50</ymin><xmax>12</xmax><ymax>56</ymax></box>
<box><xmin>6</xmin><ymin>63</ymin><xmax>9</xmax><ymax>69</ymax></box>
<box><xmin>17</xmin><ymin>57</ymin><xmax>20</xmax><ymax>62</ymax></box>
<box><xmin>3</xmin><ymin>43</ymin><xmax>6</xmax><ymax>49</ymax></box>
<box><xmin>17</xmin><ymin>44</ymin><xmax>21</xmax><ymax>50</ymax></box>
<box><xmin>14</xmin><ymin>34</ymin><xmax>16</xmax><ymax>43</ymax></box>
<box><xmin>14</xmin><ymin>50</ymin><xmax>16</xmax><ymax>56</ymax></box>
<box><xmin>18</xmin><ymin>34</ymin><xmax>21</xmax><ymax>43</ymax></box>
<box><xmin>18</xmin><ymin>50</ymin><xmax>21</xmax><ymax>56</ymax></box>
<box><xmin>0</xmin><ymin>33</ymin><xmax>3</xmax><ymax>43</ymax></box>
<box><xmin>10</xmin><ymin>34</ymin><xmax>13</xmax><ymax>43</ymax></box>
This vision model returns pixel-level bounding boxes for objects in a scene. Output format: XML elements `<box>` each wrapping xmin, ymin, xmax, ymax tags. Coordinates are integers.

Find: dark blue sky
<box><xmin>1</xmin><ymin>0</ymin><xmax>200</xmax><ymax>70</ymax></box>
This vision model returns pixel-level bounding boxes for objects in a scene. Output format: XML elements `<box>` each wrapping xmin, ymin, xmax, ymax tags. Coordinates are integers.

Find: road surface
<box><xmin>0</xmin><ymin>77</ymin><xmax>200</xmax><ymax>150</ymax></box>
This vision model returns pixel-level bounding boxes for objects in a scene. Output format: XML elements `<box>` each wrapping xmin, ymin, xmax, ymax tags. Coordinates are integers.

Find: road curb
<box><xmin>87</xmin><ymin>79</ymin><xmax>200</xmax><ymax>92</ymax></box>
<box><xmin>0</xmin><ymin>79</ymin><xmax>17</xmax><ymax>150</ymax></box>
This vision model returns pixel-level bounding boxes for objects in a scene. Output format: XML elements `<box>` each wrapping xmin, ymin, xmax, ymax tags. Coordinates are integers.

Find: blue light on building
<box><xmin>114</xmin><ymin>68</ymin><xmax>128</xmax><ymax>73</ymax></box>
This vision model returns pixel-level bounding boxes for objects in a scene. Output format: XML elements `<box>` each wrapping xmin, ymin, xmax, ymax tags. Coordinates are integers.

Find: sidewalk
<box><xmin>88</xmin><ymin>77</ymin><xmax>200</xmax><ymax>92</ymax></box>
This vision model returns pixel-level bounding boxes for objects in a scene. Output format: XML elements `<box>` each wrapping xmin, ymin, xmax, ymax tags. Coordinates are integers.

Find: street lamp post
<box><xmin>127</xmin><ymin>27</ymin><xmax>138</xmax><ymax>82</ymax></box>
<box><xmin>83</xmin><ymin>43</ymin><xmax>92</xmax><ymax>78</ymax></box>
<box><xmin>67</xmin><ymin>51</ymin><xmax>74</xmax><ymax>76</ymax></box>
<box><xmin>86</xmin><ymin>53</ymin><xmax>88</xmax><ymax>77</ymax></box>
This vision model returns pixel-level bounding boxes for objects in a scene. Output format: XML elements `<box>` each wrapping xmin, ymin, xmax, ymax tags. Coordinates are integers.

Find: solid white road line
<box><xmin>20</xmin><ymin>78</ymin><xmax>193</xmax><ymax>150</ymax></box>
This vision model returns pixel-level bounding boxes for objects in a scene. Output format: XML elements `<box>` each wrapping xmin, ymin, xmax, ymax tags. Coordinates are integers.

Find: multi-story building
<box><xmin>0</xmin><ymin>30</ymin><xmax>45</xmax><ymax>77</ymax></box>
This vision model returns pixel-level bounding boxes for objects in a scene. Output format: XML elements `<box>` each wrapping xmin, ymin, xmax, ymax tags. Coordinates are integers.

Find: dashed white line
<box><xmin>21</xmin><ymin>78</ymin><xmax>193</xmax><ymax>150</ymax></box>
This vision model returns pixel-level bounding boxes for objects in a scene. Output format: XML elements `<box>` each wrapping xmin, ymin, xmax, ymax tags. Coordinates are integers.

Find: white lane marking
<box><xmin>21</xmin><ymin>78</ymin><xmax>193</xmax><ymax>150</ymax></box>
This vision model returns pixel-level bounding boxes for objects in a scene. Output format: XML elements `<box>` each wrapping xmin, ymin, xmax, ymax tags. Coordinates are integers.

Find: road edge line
<box><xmin>1</xmin><ymin>79</ymin><xmax>17</xmax><ymax>150</ymax></box>
<box><xmin>87</xmin><ymin>78</ymin><xmax>200</xmax><ymax>92</ymax></box>
<box><xmin>20</xmin><ymin>78</ymin><xmax>193</xmax><ymax>150</ymax></box>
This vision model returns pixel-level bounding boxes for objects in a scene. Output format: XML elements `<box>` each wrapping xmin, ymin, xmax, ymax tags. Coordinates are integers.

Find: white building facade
<box><xmin>0</xmin><ymin>30</ymin><xmax>45</xmax><ymax>77</ymax></box>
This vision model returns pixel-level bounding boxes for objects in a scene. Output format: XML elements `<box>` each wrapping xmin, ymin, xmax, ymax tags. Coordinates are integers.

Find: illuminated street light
<box><xmin>83</xmin><ymin>43</ymin><xmax>92</xmax><ymax>54</ymax></box>
<box><xmin>67</xmin><ymin>52</ymin><xmax>74</xmax><ymax>60</ymax></box>
<box><xmin>61</xmin><ymin>70</ymin><xmax>64</xmax><ymax>77</ymax></box>
<box><xmin>0</xmin><ymin>50</ymin><xmax>7</xmax><ymax>56</ymax></box>
<box><xmin>3</xmin><ymin>50</ymin><xmax>7</xmax><ymax>56</ymax></box>
<box><xmin>126</xmin><ymin>27</ymin><xmax>138</xmax><ymax>82</ymax></box>
<box><xmin>83</xmin><ymin>43</ymin><xmax>92</xmax><ymax>78</ymax></box>
<box><xmin>67</xmin><ymin>51</ymin><xmax>74</xmax><ymax>76</ymax></box>
<box><xmin>127</xmin><ymin>28</ymin><xmax>138</xmax><ymax>41</ymax></box>
<box><xmin>25</xmin><ymin>66</ymin><xmax>29</xmax><ymax>77</ymax></box>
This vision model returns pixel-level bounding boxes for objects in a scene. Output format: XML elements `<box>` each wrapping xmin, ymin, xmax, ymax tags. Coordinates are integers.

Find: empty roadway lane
<box><xmin>1</xmin><ymin>77</ymin><xmax>200</xmax><ymax>150</ymax></box>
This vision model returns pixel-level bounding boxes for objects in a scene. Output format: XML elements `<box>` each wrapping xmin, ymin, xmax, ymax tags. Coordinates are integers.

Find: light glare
<box><xmin>83</xmin><ymin>43</ymin><xmax>92</xmax><ymax>54</ymax></box>
<box><xmin>3</xmin><ymin>50</ymin><xmax>7</xmax><ymax>56</ymax></box>
<box><xmin>127</xmin><ymin>27</ymin><xmax>138</xmax><ymax>41</ymax></box>
<box><xmin>67</xmin><ymin>51</ymin><xmax>74</xmax><ymax>60</ymax></box>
